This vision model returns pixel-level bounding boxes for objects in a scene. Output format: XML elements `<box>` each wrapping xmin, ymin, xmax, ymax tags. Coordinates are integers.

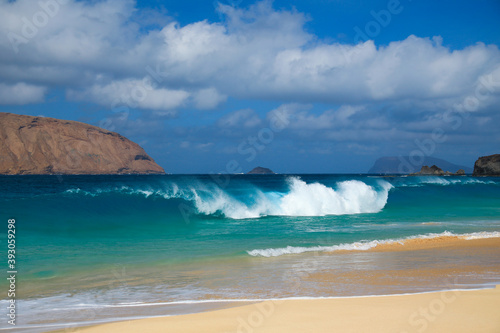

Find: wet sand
<box><xmin>367</xmin><ymin>234</ymin><xmax>500</xmax><ymax>252</ymax></box>
<box><xmin>49</xmin><ymin>236</ymin><xmax>500</xmax><ymax>333</ymax></box>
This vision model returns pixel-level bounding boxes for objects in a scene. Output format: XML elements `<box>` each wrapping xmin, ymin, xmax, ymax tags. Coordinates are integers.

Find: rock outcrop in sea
<box><xmin>410</xmin><ymin>165</ymin><xmax>466</xmax><ymax>176</ymax></box>
<box><xmin>473</xmin><ymin>154</ymin><xmax>500</xmax><ymax>176</ymax></box>
<box><xmin>414</xmin><ymin>165</ymin><xmax>445</xmax><ymax>175</ymax></box>
<box><xmin>247</xmin><ymin>167</ymin><xmax>275</xmax><ymax>174</ymax></box>
<box><xmin>0</xmin><ymin>113</ymin><xmax>165</xmax><ymax>175</ymax></box>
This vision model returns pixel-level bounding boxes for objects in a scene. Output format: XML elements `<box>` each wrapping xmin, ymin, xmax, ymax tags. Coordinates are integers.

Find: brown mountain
<box><xmin>0</xmin><ymin>113</ymin><xmax>165</xmax><ymax>175</ymax></box>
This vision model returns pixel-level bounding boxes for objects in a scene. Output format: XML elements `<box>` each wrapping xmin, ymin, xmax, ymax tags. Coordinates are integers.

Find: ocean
<box><xmin>1</xmin><ymin>174</ymin><xmax>499</xmax><ymax>332</ymax></box>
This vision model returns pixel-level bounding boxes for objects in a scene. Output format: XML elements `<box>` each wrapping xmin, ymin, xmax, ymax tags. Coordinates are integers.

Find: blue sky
<box><xmin>1</xmin><ymin>0</ymin><xmax>499</xmax><ymax>173</ymax></box>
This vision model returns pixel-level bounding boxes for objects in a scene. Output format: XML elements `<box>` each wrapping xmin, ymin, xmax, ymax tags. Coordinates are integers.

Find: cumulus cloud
<box><xmin>267</xmin><ymin>103</ymin><xmax>364</xmax><ymax>130</ymax></box>
<box><xmin>0</xmin><ymin>82</ymin><xmax>46</xmax><ymax>104</ymax></box>
<box><xmin>67</xmin><ymin>79</ymin><xmax>190</xmax><ymax>111</ymax></box>
<box><xmin>193</xmin><ymin>88</ymin><xmax>227</xmax><ymax>110</ymax></box>
<box><xmin>0</xmin><ymin>0</ymin><xmax>499</xmax><ymax>113</ymax></box>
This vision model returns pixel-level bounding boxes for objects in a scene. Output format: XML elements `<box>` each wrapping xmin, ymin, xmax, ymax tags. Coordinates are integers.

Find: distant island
<box><xmin>0</xmin><ymin>113</ymin><xmax>165</xmax><ymax>175</ymax></box>
<box><xmin>368</xmin><ymin>156</ymin><xmax>472</xmax><ymax>174</ymax></box>
<box><xmin>369</xmin><ymin>155</ymin><xmax>500</xmax><ymax>177</ymax></box>
<box><xmin>247</xmin><ymin>167</ymin><xmax>275</xmax><ymax>174</ymax></box>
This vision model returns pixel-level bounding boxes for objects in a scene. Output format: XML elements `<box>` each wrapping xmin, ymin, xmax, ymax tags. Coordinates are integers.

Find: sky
<box><xmin>0</xmin><ymin>0</ymin><xmax>499</xmax><ymax>173</ymax></box>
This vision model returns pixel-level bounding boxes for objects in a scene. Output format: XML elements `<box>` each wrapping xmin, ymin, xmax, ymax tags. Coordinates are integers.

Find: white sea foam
<box><xmin>64</xmin><ymin>188</ymin><xmax>81</xmax><ymax>194</ymax></box>
<box><xmin>192</xmin><ymin>178</ymin><xmax>392</xmax><ymax>219</ymax></box>
<box><xmin>463</xmin><ymin>231</ymin><xmax>500</xmax><ymax>240</ymax></box>
<box><xmin>62</xmin><ymin>177</ymin><xmax>393</xmax><ymax>219</ymax></box>
<box><xmin>273</xmin><ymin>178</ymin><xmax>392</xmax><ymax>217</ymax></box>
<box><xmin>247</xmin><ymin>231</ymin><xmax>500</xmax><ymax>257</ymax></box>
<box><xmin>398</xmin><ymin>176</ymin><xmax>498</xmax><ymax>187</ymax></box>
<box><xmin>247</xmin><ymin>241</ymin><xmax>380</xmax><ymax>257</ymax></box>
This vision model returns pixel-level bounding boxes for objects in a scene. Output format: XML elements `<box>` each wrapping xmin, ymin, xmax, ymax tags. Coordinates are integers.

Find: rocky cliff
<box><xmin>0</xmin><ymin>113</ymin><xmax>165</xmax><ymax>175</ymax></box>
<box><xmin>473</xmin><ymin>154</ymin><xmax>500</xmax><ymax>176</ymax></box>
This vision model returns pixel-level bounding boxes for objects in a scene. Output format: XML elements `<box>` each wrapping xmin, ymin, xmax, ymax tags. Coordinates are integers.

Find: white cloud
<box><xmin>193</xmin><ymin>87</ymin><xmax>227</xmax><ymax>110</ymax></box>
<box><xmin>0</xmin><ymin>0</ymin><xmax>499</xmax><ymax>113</ymax></box>
<box><xmin>266</xmin><ymin>103</ymin><xmax>366</xmax><ymax>131</ymax></box>
<box><xmin>0</xmin><ymin>82</ymin><xmax>46</xmax><ymax>104</ymax></box>
<box><xmin>67</xmin><ymin>79</ymin><xmax>190</xmax><ymax>111</ymax></box>
<box><xmin>267</xmin><ymin>104</ymin><xmax>364</xmax><ymax>130</ymax></box>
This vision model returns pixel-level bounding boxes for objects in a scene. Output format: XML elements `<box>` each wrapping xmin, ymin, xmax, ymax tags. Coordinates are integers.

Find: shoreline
<box><xmin>51</xmin><ymin>285</ymin><xmax>500</xmax><ymax>333</ymax></box>
<box><xmin>348</xmin><ymin>232</ymin><xmax>500</xmax><ymax>253</ymax></box>
<box><xmin>46</xmin><ymin>237</ymin><xmax>500</xmax><ymax>333</ymax></box>
<box><xmin>248</xmin><ymin>231</ymin><xmax>500</xmax><ymax>257</ymax></box>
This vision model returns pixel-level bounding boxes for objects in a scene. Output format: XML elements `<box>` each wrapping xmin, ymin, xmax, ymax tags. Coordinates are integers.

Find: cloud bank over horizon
<box><xmin>2</xmin><ymin>0</ymin><xmax>500</xmax><ymax>108</ymax></box>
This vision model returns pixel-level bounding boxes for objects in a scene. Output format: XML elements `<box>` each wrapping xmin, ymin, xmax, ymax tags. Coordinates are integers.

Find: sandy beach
<box><xmin>51</xmin><ymin>237</ymin><xmax>500</xmax><ymax>333</ymax></box>
<box><xmin>54</xmin><ymin>285</ymin><xmax>500</xmax><ymax>333</ymax></box>
<box><xmin>364</xmin><ymin>233</ymin><xmax>500</xmax><ymax>252</ymax></box>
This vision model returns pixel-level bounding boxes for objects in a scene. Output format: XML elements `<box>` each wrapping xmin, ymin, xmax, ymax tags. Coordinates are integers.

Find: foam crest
<box><xmin>247</xmin><ymin>241</ymin><xmax>380</xmax><ymax>257</ymax></box>
<box><xmin>276</xmin><ymin>178</ymin><xmax>391</xmax><ymax>216</ymax></box>
<box><xmin>247</xmin><ymin>231</ymin><xmax>500</xmax><ymax>257</ymax></box>
<box><xmin>398</xmin><ymin>177</ymin><xmax>498</xmax><ymax>187</ymax></box>
<box><xmin>192</xmin><ymin>177</ymin><xmax>392</xmax><ymax>219</ymax></box>
<box><xmin>463</xmin><ymin>231</ymin><xmax>500</xmax><ymax>240</ymax></box>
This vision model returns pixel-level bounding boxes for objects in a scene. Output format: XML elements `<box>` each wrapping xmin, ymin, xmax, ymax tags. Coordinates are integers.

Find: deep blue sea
<box><xmin>1</xmin><ymin>174</ymin><xmax>499</xmax><ymax>332</ymax></box>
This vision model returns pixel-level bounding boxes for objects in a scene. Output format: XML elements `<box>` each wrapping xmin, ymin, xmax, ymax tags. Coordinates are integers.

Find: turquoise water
<box><xmin>0</xmin><ymin>174</ymin><xmax>499</xmax><ymax>331</ymax></box>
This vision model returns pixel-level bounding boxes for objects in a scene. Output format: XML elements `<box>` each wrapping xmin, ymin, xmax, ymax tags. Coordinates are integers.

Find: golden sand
<box><xmin>54</xmin><ymin>286</ymin><xmax>500</xmax><ymax>333</ymax></box>
<box><xmin>332</xmin><ymin>234</ymin><xmax>500</xmax><ymax>253</ymax></box>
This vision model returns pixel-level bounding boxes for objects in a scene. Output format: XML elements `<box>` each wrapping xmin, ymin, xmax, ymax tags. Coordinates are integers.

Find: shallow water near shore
<box><xmin>0</xmin><ymin>174</ymin><xmax>499</xmax><ymax>332</ymax></box>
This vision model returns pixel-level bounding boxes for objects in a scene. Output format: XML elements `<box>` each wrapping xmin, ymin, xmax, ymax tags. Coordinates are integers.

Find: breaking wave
<box><xmin>63</xmin><ymin>177</ymin><xmax>392</xmax><ymax>219</ymax></box>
